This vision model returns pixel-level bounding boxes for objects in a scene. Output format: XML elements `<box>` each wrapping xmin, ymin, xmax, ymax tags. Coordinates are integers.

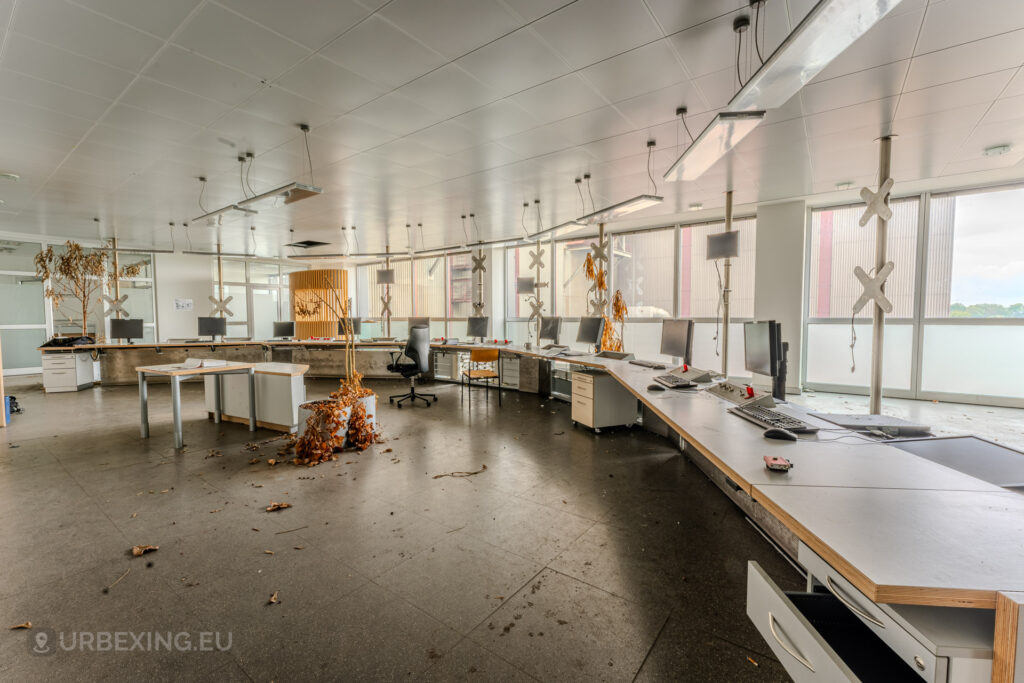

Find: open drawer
<box><xmin>747</xmin><ymin>562</ymin><xmax>923</xmax><ymax>682</ymax></box>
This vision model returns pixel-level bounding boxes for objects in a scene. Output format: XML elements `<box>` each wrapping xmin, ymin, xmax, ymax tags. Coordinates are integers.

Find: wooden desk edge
<box><xmin>751</xmin><ymin>485</ymin><xmax>999</xmax><ymax>610</ymax></box>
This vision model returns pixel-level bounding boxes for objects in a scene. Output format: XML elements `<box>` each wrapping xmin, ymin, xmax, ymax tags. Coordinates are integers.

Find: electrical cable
<box><xmin>713</xmin><ymin>259</ymin><xmax>723</xmax><ymax>357</ymax></box>
<box><xmin>184</xmin><ymin>223</ymin><xmax>193</xmax><ymax>251</ymax></box>
<box><xmin>168</xmin><ymin>223</ymin><xmax>176</xmax><ymax>251</ymax></box>
<box><xmin>302</xmin><ymin>126</ymin><xmax>315</xmax><ymax>185</ymax></box>
<box><xmin>754</xmin><ymin>1</ymin><xmax>765</xmax><ymax>64</ymax></box>
<box><xmin>646</xmin><ymin>142</ymin><xmax>657</xmax><ymax>195</ymax></box>
<box><xmin>461</xmin><ymin>215</ymin><xmax>469</xmax><ymax>243</ymax></box>
<box><xmin>198</xmin><ymin>177</ymin><xmax>208</xmax><ymax>213</ymax></box>
<box><xmin>681</xmin><ymin>110</ymin><xmax>694</xmax><ymax>144</ymax></box>
<box><xmin>471</xmin><ymin>214</ymin><xmax>481</xmax><ymax>242</ymax></box>
<box><xmin>576</xmin><ymin>178</ymin><xmax>585</xmax><ymax>215</ymax></box>
<box><xmin>239</xmin><ymin>158</ymin><xmax>248</xmax><ymax>198</ymax></box>
<box><xmin>245</xmin><ymin>155</ymin><xmax>256</xmax><ymax>197</ymax></box>
<box><xmin>760</xmin><ymin>2</ymin><xmax>767</xmax><ymax>65</ymax></box>
<box><xmin>535</xmin><ymin>200</ymin><xmax>543</xmax><ymax>232</ymax></box>
<box><xmin>849</xmin><ymin>265</ymin><xmax>877</xmax><ymax>373</ymax></box>
<box><xmin>736</xmin><ymin>28</ymin><xmax>743</xmax><ymax>88</ymax></box>
<box><xmin>521</xmin><ymin>202</ymin><xmax>530</xmax><ymax>238</ymax></box>
<box><xmin>585</xmin><ymin>175</ymin><xmax>595</xmax><ymax>214</ymax></box>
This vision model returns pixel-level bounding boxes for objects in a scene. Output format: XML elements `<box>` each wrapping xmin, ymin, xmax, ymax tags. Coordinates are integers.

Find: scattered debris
<box><xmin>274</xmin><ymin>526</ymin><xmax>307</xmax><ymax>535</ymax></box>
<box><xmin>249</xmin><ymin>458</ymin><xmax>261</xmax><ymax>464</ymax></box>
<box><xmin>205</xmin><ymin>449</ymin><xmax>222</xmax><ymax>459</ymax></box>
<box><xmin>251</xmin><ymin>483</ymin><xmax>263</xmax><ymax>488</ymax></box>
<box><xmin>265</xmin><ymin>502</ymin><xmax>292</xmax><ymax>512</ymax></box>
<box><xmin>9</xmin><ymin>622</ymin><xmax>31</xmax><ymax>630</ymax></box>
<box><xmin>432</xmin><ymin>464</ymin><xmax>487</xmax><ymax>480</ymax></box>
<box><xmin>264</xmin><ymin>550</ymin><xmax>274</xmax><ymax>555</ymax></box>
<box><xmin>383</xmin><ymin>448</ymin><xmax>393</xmax><ymax>454</ymax></box>
<box><xmin>209</xmin><ymin>508</ymin><xmax>222</xmax><ymax>514</ymax></box>
<box><xmin>267</xmin><ymin>459</ymin><xmax>277</xmax><ymax>466</ymax></box>
<box><xmin>557</xmin><ymin>619</ymin><xmax>568</xmax><ymax>625</ymax></box>
<box><xmin>293</xmin><ymin>546</ymin><xmax>304</xmax><ymax>550</ymax></box>
<box><xmin>130</xmin><ymin>545</ymin><xmax>158</xmax><ymax>557</ymax></box>
<box><xmin>267</xmin><ymin>591</ymin><xmax>279</xmax><ymax>605</ymax></box>
<box><xmin>130</xmin><ymin>513</ymin><xmax>137</xmax><ymax>519</ymax></box>
<box><xmin>103</xmin><ymin>568</ymin><xmax>131</xmax><ymax>594</ymax></box>
<box><xmin>427</xmin><ymin>648</ymin><xmax>442</xmax><ymax>659</ymax></box>
<box><xmin>747</xmin><ymin>656</ymin><xmax>759</xmax><ymax>667</ymax></box>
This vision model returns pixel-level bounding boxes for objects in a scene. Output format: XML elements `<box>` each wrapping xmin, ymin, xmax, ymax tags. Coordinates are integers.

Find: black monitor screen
<box><xmin>409</xmin><ymin>317</ymin><xmax>429</xmax><ymax>330</ymax></box>
<box><xmin>576</xmin><ymin>317</ymin><xmax>604</xmax><ymax>344</ymax></box>
<box><xmin>273</xmin><ymin>321</ymin><xmax>295</xmax><ymax>338</ymax></box>
<box><xmin>467</xmin><ymin>316</ymin><xmax>489</xmax><ymax>338</ymax></box>
<box><xmin>707</xmin><ymin>231</ymin><xmax>740</xmax><ymax>260</ymax></box>
<box><xmin>338</xmin><ymin>318</ymin><xmax>362</xmax><ymax>336</ymax></box>
<box><xmin>744</xmin><ymin>321</ymin><xmax>777</xmax><ymax>376</ymax></box>
<box><xmin>539</xmin><ymin>316</ymin><xmax>561</xmax><ymax>342</ymax></box>
<box><xmin>110</xmin><ymin>318</ymin><xmax>144</xmax><ymax>340</ymax></box>
<box><xmin>660</xmin><ymin>319</ymin><xmax>694</xmax><ymax>363</ymax></box>
<box><xmin>198</xmin><ymin>316</ymin><xmax>227</xmax><ymax>337</ymax></box>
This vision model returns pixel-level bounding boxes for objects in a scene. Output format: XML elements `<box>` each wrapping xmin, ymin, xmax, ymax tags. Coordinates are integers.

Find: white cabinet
<box><xmin>500</xmin><ymin>355</ymin><xmax>519</xmax><ymax>389</ymax></box>
<box><xmin>42</xmin><ymin>352</ymin><xmax>94</xmax><ymax>393</ymax></box>
<box><xmin>570</xmin><ymin>370</ymin><xmax>637</xmax><ymax>432</ymax></box>
<box><xmin>203</xmin><ymin>363</ymin><xmax>307</xmax><ymax>432</ymax></box>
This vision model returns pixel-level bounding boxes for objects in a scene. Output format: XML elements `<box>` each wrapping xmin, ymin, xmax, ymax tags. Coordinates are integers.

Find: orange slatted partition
<box><xmin>289</xmin><ymin>269</ymin><xmax>349</xmax><ymax>339</ymax></box>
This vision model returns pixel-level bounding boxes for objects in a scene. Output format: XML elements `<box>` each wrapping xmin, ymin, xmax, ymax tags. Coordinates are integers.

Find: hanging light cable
<box><xmin>461</xmin><ymin>215</ymin><xmax>469</xmax><ymax>244</ymax></box>
<box><xmin>299</xmin><ymin>123</ymin><xmax>314</xmax><ymax>186</ymax></box>
<box><xmin>238</xmin><ymin>156</ymin><xmax>249</xmax><ymax>198</ymax></box>
<box><xmin>646</xmin><ymin>139</ymin><xmax>657</xmax><ymax>195</ymax></box>
<box><xmin>168</xmin><ymin>222</ymin><xmax>176</xmax><ymax>251</ymax></box>
<box><xmin>575</xmin><ymin>178</ymin><xmax>585</xmax><ymax>214</ymax></box>
<box><xmin>245</xmin><ymin>152</ymin><xmax>256</xmax><ymax>197</ymax></box>
<box><xmin>584</xmin><ymin>174</ymin><xmax>594</xmax><ymax>213</ymax></box>
<box><xmin>521</xmin><ymin>202</ymin><xmax>530</xmax><ymax>239</ymax></box>
<box><xmin>197</xmin><ymin>176</ymin><xmax>208</xmax><ymax>213</ymax></box>
<box><xmin>470</xmin><ymin>213</ymin><xmax>481</xmax><ymax>242</ymax></box>
<box><xmin>184</xmin><ymin>222</ymin><xmax>193</xmax><ymax>251</ymax></box>
<box><xmin>534</xmin><ymin>199</ymin><xmax>543</xmax><ymax>232</ymax></box>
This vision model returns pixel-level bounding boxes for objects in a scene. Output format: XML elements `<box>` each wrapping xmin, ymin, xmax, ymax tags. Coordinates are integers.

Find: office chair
<box><xmin>387</xmin><ymin>325</ymin><xmax>437</xmax><ymax>408</ymax></box>
<box><xmin>461</xmin><ymin>348</ymin><xmax>501</xmax><ymax>409</ymax></box>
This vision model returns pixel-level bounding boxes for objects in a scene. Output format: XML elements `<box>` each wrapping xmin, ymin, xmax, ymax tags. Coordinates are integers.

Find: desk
<box><xmin>136</xmin><ymin>361</ymin><xmax>256</xmax><ymax>449</ymax></box>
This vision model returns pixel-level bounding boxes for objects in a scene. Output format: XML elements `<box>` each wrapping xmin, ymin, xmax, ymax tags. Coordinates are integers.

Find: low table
<box><xmin>136</xmin><ymin>361</ymin><xmax>257</xmax><ymax>449</ymax></box>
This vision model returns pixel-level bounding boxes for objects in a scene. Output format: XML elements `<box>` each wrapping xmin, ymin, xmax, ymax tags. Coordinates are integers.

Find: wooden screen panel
<box><xmin>289</xmin><ymin>269</ymin><xmax>349</xmax><ymax>339</ymax></box>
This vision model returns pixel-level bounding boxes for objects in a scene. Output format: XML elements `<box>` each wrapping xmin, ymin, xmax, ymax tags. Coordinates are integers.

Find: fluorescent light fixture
<box><xmin>577</xmin><ymin>194</ymin><xmax>663</xmax><ymax>224</ymax></box>
<box><xmin>192</xmin><ymin>204</ymin><xmax>257</xmax><ymax>223</ymax></box>
<box><xmin>236</xmin><ymin>181</ymin><xmax>322</xmax><ymax>210</ymax></box>
<box><xmin>984</xmin><ymin>144</ymin><xmax>1012</xmax><ymax>157</ymax></box>
<box><xmin>729</xmin><ymin>0</ymin><xmax>904</xmax><ymax>112</ymax></box>
<box><xmin>663</xmin><ymin>111</ymin><xmax>765</xmax><ymax>182</ymax></box>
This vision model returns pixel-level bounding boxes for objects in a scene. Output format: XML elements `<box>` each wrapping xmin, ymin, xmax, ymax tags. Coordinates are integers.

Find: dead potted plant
<box><xmin>293</xmin><ymin>290</ymin><xmax>379</xmax><ymax>464</ymax></box>
<box><xmin>583</xmin><ymin>252</ymin><xmax>625</xmax><ymax>352</ymax></box>
<box><xmin>34</xmin><ymin>240</ymin><xmax>143</xmax><ymax>339</ymax></box>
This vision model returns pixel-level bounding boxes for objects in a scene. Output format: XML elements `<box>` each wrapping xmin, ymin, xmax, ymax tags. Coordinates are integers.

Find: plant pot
<box><xmin>358</xmin><ymin>394</ymin><xmax>377</xmax><ymax>431</ymax></box>
<box><xmin>298</xmin><ymin>399</ymin><xmax>351</xmax><ymax>448</ymax></box>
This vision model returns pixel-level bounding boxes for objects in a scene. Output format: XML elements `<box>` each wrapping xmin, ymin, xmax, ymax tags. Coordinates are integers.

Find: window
<box><xmin>807</xmin><ymin>200</ymin><xmax>918</xmax><ymax>320</ymax></box>
<box><xmin>554</xmin><ymin>239</ymin><xmax>591</xmax><ymax>317</ymax></box>
<box><xmin>611</xmin><ymin>228</ymin><xmax>674</xmax><ymax>318</ymax></box>
<box><xmin>212</xmin><ymin>259</ymin><xmax>247</xmax><ymax>283</ymax></box>
<box><xmin>448</xmin><ymin>252</ymin><xmax>474</xmax><ymax>318</ymax></box>
<box><xmin>413</xmin><ymin>256</ymin><xmax>446</xmax><ymax>318</ymax></box>
<box><xmin>506</xmin><ymin>244</ymin><xmax>550</xmax><ymax>318</ymax></box>
<box><xmin>681</xmin><ymin>218</ymin><xmax>757</xmax><ymax>319</ymax></box>
<box><xmin>925</xmin><ymin>188</ymin><xmax>1024</xmax><ymax>318</ymax></box>
<box><xmin>249</xmin><ymin>262</ymin><xmax>282</xmax><ymax>285</ymax></box>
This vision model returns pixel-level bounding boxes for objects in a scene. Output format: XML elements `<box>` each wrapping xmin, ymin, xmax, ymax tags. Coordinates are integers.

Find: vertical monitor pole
<box><xmin>869</xmin><ymin>137</ymin><xmax>892</xmax><ymax>415</ymax></box>
<box><xmin>384</xmin><ymin>246</ymin><xmax>391</xmax><ymax>339</ymax></box>
<box><xmin>721</xmin><ymin>190</ymin><xmax>733</xmax><ymax>378</ymax></box>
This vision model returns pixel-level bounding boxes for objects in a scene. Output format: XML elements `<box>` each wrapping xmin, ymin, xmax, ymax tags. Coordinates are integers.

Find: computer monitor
<box><xmin>707</xmin><ymin>231</ymin><xmax>740</xmax><ymax>260</ymax></box>
<box><xmin>576</xmin><ymin>317</ymin><xmax>605</xmax><ymax>345</ymax></box>
<box><xmin>539</xmin><ymin>316</ymin><xmax>561</xmax><ymax>343</ymax></box>
<box><xmin>198</xmin><ymin>316</ymin><xmax>227</xmax><ymax>339</ymax></box>
<box><xmin>409</xmin><ymin>317</ymin><xmax>429</xmax><ymax>330</ymax></box>
<box><xmin>467</xmin><ymin>316</ymin><xmax>489</xmax><ymax>339</ymax></box>
<box><xmin>338</xmin><ymin>318</ymin><xmax>362</xmax><ymax>336</ymax></box>
<box><xmin>272</xmin><ymin>321</ymin><xmax>295</xmax><ymax>338</ymax></box>
<box><xmin>109</xmin><ymin>318</ymin><xmax>144</xmax><ymax>343</ymax></box>
<box><xmin>744</xmin><ymin>320</ymin><xmax>779</xmax><ymax>377</ymax></box>
<box><xmin>660</xmin><ymin>319</ymin><xmax>694</xmax><ymax>364</ymax></box>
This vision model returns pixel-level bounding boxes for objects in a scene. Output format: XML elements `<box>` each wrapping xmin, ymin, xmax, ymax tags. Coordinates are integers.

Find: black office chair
<box><xmin>387</xmin><ymin>325</ymin><xmax>437</xmax><ymax>408</ymax></box>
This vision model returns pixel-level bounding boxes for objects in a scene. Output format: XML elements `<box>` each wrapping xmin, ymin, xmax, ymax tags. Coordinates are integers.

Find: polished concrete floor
<box><xmin>0</xmin><ymin>374</ymin><xmax>804</xmax><ymax>682</ymax></box>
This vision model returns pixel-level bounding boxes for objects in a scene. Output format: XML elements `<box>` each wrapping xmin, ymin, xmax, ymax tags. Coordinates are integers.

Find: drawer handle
<box><xmin>825</xmin><ymin>576</ymin><xmax>885</xmax><ymax>628</ymax></box>
<box><xmin>768</xmin><ymin>612</ymin><xmax>814</xmax><ymax>672</ymax></box>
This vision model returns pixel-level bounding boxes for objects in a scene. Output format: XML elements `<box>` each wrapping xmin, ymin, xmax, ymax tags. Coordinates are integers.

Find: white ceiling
<box><xmin>0</xmin><ymin>0</ymin><xmax>1023</xmax><ymax>256</ymax></box>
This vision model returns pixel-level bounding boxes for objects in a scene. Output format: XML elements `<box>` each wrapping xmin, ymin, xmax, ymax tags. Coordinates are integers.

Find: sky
<box><xmin>949</xmin><ymin>188</ymin><xmax>1024</xmax><ymax>306</ymax></box>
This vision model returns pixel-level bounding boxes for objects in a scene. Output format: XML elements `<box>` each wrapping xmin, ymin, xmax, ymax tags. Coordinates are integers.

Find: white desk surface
<box><xmin>251</xmin><ymin>362</ymin><xmax>309</xmax><ymax>377</ymax></box>
<box><xmin>136</xmin><ymin>360</ymin><xmax>256</xmax><ymax>376</ymax></box>
<box><xmin>753</xmin><ymin>485</ymin><xmax>1024</xmax><ymax>608</ymax></box>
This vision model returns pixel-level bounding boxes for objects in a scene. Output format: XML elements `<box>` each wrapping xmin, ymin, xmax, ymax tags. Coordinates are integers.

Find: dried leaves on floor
<box><xmin>130</xmin><ymin>544</ymin><xmax>158</xmax><ymax>557</ymax></box>
<box><xmin>265</xmin><ymin>502</ymin><xmax>292</xmax><ymax>512</ymax></box>
<box><xmin>267</xmin><ymin>591</ymin><xmax>279</xmax><ymax>605</ymax></box>
<box><xmin>9</xmin><ymin>622</ymin><xmax>31</xmax><ymax>630</ymax></box>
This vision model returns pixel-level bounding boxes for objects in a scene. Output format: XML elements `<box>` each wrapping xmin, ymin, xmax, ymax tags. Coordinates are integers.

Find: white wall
<box><xmin>154</xmin><ymin>252</ymin><xmax>212</xmax><ymax>341</ymax></box>
<box><xmin>752</xmin><ymin>200</ymin><xmax>807</xmax><ymax>393</ymax></box>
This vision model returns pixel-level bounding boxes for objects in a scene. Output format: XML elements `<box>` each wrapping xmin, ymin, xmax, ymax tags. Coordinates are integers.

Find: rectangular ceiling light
<box><xmin>192</xmin><ymin>204</ymin><xmax>257</xmax><ymax>223</ymax></box>
<box><xmin>663</xmin><ymin>111</ymin><xmax>765</xmax><ymax>182</ymax></box>
<box><xmin>577</xmin><ymin>194</ymin><xmax>663</xmax><ymax>224</ymax></box>
<box><xmin>236</xmin><ymin>182</ymin><xmax>322</xmax><ymax>210</ymax></box>
<box><xmin>729</xmin><ymin>0</ymin><xmax>904</xmax><ymax>111</ymax></box>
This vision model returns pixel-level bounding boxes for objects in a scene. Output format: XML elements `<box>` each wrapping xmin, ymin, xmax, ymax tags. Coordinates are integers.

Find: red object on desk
<box><xmin>745</xmin><ymin>386</ymin><xmax>754</xmax><ymax>398</ymax></box>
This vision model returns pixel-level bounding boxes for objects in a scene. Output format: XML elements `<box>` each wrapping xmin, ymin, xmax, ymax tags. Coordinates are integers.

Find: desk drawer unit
<box><xmin>570</xmin><ymin>371</ymin><xmax>636</xmax><ymax>431</ymax></box>
<box><xmin>42</xmin><ymin>352</ymin><xmax>94</xmax><ymax>393</ymax></box>
<box><xmin>797</xmin><ymin>544</ymin><xmax>943</xmax><ymax>681</ymax></box>
<box><xmin>747</xmin><ymin>562</ymin><xmax>925</xmax><ymax>682</ymax></box>
<box><xmin>500</xmin><ymin>356</ymin><xmax>519</xmax><ymax>389</ymax></box>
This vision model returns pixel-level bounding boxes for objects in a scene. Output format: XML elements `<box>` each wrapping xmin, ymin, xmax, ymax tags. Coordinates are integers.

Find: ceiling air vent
<box><xmin>286</xmin><ymin>239</ymin><xmax>330</xmax><ymax>249</ymax></box>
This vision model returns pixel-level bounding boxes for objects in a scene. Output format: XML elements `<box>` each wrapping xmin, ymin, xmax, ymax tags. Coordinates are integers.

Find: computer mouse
<box><xmin>763</xmin><ymin>427</ymin><xmax>798</xmax><ymax>441</ymax></box>
<box><xmin>647</xmin><ymin>384</ymin><xmax>666</xmax><ymax>392</ymax></box>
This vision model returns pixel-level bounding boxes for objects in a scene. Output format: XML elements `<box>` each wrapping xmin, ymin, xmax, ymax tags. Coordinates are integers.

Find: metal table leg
<box><xmin>139</xmin><ymin>371</ymin><xmax>149</xmax><ymax>439</ymax></box>
<box><xmin>213</xmin><ymin>374</ymin><xmax>222</xmax><ymax>424</ymax></box>
<box><xmin>171</xmin><ymin>376</ymin><xmax>183</xmax><ymax>450</ymax></box>
<box><xmin>247</xmin><ymin>367</ymin><xmax>256</xmax><ymax>432</ymax></box>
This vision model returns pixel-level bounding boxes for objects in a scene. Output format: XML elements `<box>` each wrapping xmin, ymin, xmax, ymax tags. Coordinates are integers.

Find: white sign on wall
<box><xmin>174</xmin><ymin>298</ymin><xmax>193</xmax><ymax>312</ymax></box>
